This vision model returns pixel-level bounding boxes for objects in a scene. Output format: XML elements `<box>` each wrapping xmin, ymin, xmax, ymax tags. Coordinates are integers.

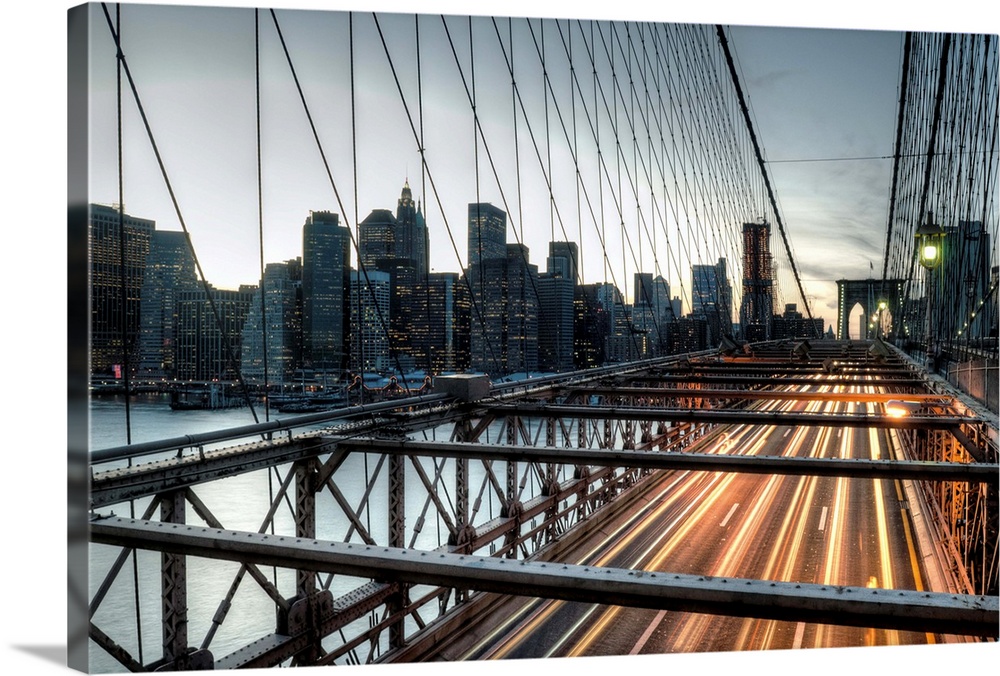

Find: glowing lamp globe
<box><xmin>915</xmin><ymin>218</ymin><xmax>945</xmax><ymax>270</ymax></box>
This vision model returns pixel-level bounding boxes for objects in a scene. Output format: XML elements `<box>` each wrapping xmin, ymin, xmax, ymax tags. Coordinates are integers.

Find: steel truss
<box><xmin>87</xmin><ymin>342</ymin><xmax>998</xmax><ymax>670</ymax></box>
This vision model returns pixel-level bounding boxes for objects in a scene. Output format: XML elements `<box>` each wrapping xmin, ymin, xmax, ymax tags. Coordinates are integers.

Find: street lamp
<box><xmin>915</xmin><ymin>212</ymin><xmax>946</xmax><ymax>370</ymax></box>
<box><xmin>875</xmin><ymin>299</ymin><xmax>888</xmax><ymax>339</ymax></box>
<box><xmin>885</xmin><ymin>399</ymin><xmax>921</xmax><ymax>418</ymax></box>
<box><xmin>915</xmin><ymin>214</ymin><xmax>945</xmax><ymax>270</ymax></box>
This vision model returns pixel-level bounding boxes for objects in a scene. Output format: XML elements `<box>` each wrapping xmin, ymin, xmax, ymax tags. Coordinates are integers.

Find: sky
<box><xmin>3</xmin><ymin>2</ymin><xmax>998</xmax><ymax>676</ymax></box>
<box><xmin>76</xmin><ymin>1</ymin><xmax>910</xmax><ymax>330</ymax></box>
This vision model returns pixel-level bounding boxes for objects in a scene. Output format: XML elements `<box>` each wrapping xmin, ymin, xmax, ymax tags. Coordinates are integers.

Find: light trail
<box><xmin>460</xmin><ymin>381</ymin><xmax>945</xmax><ymax>659</ymax></box>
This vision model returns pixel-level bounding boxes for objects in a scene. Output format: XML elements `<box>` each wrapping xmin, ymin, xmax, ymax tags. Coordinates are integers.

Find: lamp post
<box><xmin>915</xmin><ymin>212</ymin><xmax>946</xmax><ymax>370</ymax></box>
<box><xmin>874</xmin><ymin>299</ymin><xmax>888</xmax><ymax>340</ymax></box>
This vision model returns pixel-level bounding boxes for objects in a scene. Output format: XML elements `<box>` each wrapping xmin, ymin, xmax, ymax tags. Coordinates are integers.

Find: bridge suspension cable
<box><xmin>882</xmin><ymin>31</ymin><xmax>998</xmax><ymax>366</ymax></box>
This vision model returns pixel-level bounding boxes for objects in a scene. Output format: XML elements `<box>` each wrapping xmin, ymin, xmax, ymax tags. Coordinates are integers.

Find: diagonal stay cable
<box><xmin>266</xmin><ymin>9</ymin><xmax>412</xmax><ymax>392</ymax></box>
<box><xmin>369</xmin><ymin>12</ymin><xmax>504</xmax><ymax>376</ymax></box>
<box><xmin>99</xmin><ymin>2</ymin><xmax>260</xmax><ymax>422</ymax></box>
<box><xmin>491</xmin><ymin>18</ymin><xmax>643</xmax><ymax>358</ymax></box>
<box><xmin>715</xmin><ymin>24</ymin><xmax>816</xmax><ymax>331</ymax></box>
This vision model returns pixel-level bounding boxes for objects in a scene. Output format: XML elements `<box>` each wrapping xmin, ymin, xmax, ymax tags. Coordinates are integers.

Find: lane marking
<box><xmin>720</xmin><ymin>502</ymin><xmax>740</xmax><ymax>527</ymax></box>
<box><xmin>818</xmin><ymin>506</ymin><xmax>828</xmax><ymax>532</ymax></box>
<box><xmin>630</xmin><ymin>609</ymin><xmax>668</xmax><ymax>655</ymax></box>
<box><xmin>783</xmin><ymin>429</ymin><xmax>791</xmax><ymax>438</ymax></box>
<box><xmin>792</xmin><ymin>622</ymin><xmax>806</xmax><ymax>649</ymax></box>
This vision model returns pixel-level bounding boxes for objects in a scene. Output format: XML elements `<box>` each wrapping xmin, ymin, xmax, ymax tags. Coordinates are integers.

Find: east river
<box><xmin>87</xmin><ymin>393</ymin><xmax>507</xmax><ymax>673</ymax></box>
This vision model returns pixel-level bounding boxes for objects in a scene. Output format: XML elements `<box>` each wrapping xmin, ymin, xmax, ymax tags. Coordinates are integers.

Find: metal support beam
<box><xmin>91</xmin><ymin>518</ymin><xmax>998</xmax><ymax>637</ymax></box>
<box><xmin>487</xmin><ymin>403</ymin><xmax>977</xmax><ymax>432</ymax></box>
<box><xmin>331</xmin><ymin>438</ymin><xmax>998</xmax><ymax>484</ymax></box>
<box><xmin>159</xmin><ymin>491</ymin><xmax>188</xmax><ymax>668</ymax></box>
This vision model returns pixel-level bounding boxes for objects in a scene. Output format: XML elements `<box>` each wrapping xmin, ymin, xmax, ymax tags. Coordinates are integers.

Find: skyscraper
<box><xmin>89</xmin><ymin>203</ymin><xmax>154</xmax><ymax>378</ymax></box>
<box><xmin>358</xmin><ymin>181</ymin><xmax>431</xmax><ymax>370</ymax></box>
<box><xmin>301</xmin><ymin>210</ymin><xmax>352</xmax><ymax>377</ymax></box>
<box><xmin>241</xmin><ymin>259</ymin><xmax>302</xmax><ymax>385</ymax></box>
<box><xmin>691</xmin><ymin>257</ymin><xmax>732</xmax><ymax>347</ymax></box>
<box><xmin>740</xmin><ymin>221</ymin><xmax>774</xmax><ymax>342</ymax></box>
<box><xmin>538</xmin><ymin>242</ymin><xmax>578</xmax><ymax>372</ymax></box>
<box><xmin>468</xmin><ymin>242</ymin><xmax>538</xmax><ymax>377</ymax></box>
<box><xmin>350</xmin><ymin>268</ymin><xmax>392</xmax><ymax>375</ymax></box>
<box><xmin>175</xmin><ymin>284</ymin><xmax>256</xmax><ymax>382</ymax></box>
<box><xmin>395</xmin><ymin>180</ymin><xmax>429</xmax><ymax>275</ymax></box>
<box><xmin>594</xmin><ymin>282</ymin><xmax>634</xmax><ymax>363</ymax></box>
<box><xmin>411</xmin><ymin>272</ymin><xmax>470</xmax><ymax>375</ymax></box>
<box><xmin>574</xmin><ymin>283</ymin><xmax>611</xmax><ymax>369</ymax></box>
<box><xmin>137</xmin><ymin>229</ymin><xmax>199</xmax><ymax>379</ymax></box>
<box><xmin>547</xmin><ymin>240</ymin><xmax>579</xmax><ymax>281</ymax></box>
<box><xmin>631</xmin><ymin>272</ymin><xmax>665</xmax><ymax>358</ymax></box>
<box><xmin>467</xmin><ymin>202</ymin><xmax>507</xmax><ymax>266</ymax></box>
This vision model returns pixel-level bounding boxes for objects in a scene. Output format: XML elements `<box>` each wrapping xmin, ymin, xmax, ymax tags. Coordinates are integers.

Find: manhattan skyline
<box><xmin>4</xmin><ymin>2</ymin><xmax>996</xmax><ymax>676</ymax></box>
<box><xmin>79</xmin><ymin>1</ymin><xmax>928</xmax><ymax>329</ymax></box>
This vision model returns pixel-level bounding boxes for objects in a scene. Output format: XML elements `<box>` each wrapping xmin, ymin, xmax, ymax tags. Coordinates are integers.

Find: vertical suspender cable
<box><xmin>715</xmin><ymin>24</ymin><xmax>817</xmax><ymax>334</ymax></box>
<box><xmin>416</xmin><ymin>14</ymin><xmax>433</xmax><ymax>377</ymax></box>
<box><xmin>114</xmin><ymin>6</ymin><xmax>132</xmax><ymax>447</ymax></box>
<box><xmin>113</xmin><ymin>6</ymin><xmax>143</xmax><ymax>663</ymax></box>
<box><xmin>349</xmin><ymin>12</ymin><xmax>364</xmax><ymax>404</ymax></box>
<box><xmin>255</xmin><ymin>9</ymin><xmax>270</xmax><ymax>422</ymax></box>
<box><xmin>100</xmin><ymin>3</ymin><xmax>261</xmax><ymax>422</ymax></box>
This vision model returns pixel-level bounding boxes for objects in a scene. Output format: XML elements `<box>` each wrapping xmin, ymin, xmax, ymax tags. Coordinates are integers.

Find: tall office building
<box><xmin>137</xmin><ymin>229</ymin><xmax>199</xmax><ymax>379</ymax></box>
<box><xmin>632</xmin><ymin>272</ymin><xmax>668</xmax><ymax>357</ymax></box>
<box><xmin>467</xmin><ymin>202</ymin><xmax>507</xmax><ymax>266</ymax></box>
<box><xmin>575</xmin><ymin>283</ymin><xmax>612</xmax><ymax>369</ymax></box>
<box><xmin>411</xmin><ymin>272</ymin><xmax>471</xmax><ymax>375</ymax></box>
<box><xmin>633</xmin><ymin>272</ymin><xmax>654</xmax><ymax>307</ymax></box>
<box><xmin>395</xmin><ymin>180</ymin><xmax>429</xmax><ymax>275</ymax></box>
<box><xmin>241</xmin><ymin>259</ymin><xmax>302</xmax><ymax>385</ymax></box>
<box><xmin>538</xmin><ymin>242</ymin><xmax>578</xmax><ymax>372</ymax></box>
<box><xmin>691</xmin><ymin>258</ymin><xmax>732</xmax><ymax>347</ymax></box>
<box><xmin>651</xmin><ymin>276</ymin><xmax>674</xmax><ymax>322</ymax></box>
<box><xmin>358</xmin><ymin>181</ymin><xmax>431</xmax><ymax>369</ymax></box>
<box><xmin>668</xmin><ymin>316</ymin><xmax>709</xmax><ymax>354</ymax></box>
<box><xmin>89</xmin><ymin>203</ymin><xmax>154</xmax><ymax>378</ymax></box>
<box><xmin>301</xmin><ymin>210</ymin><xmax>352</xmax><ymax>377</ymax></box>
<box><xmin>740</xmin><ymin>221</ymin><xmax>774</xmax><ymax>342</ymax></box>
<box><xmin>468</xmin><ymin>243</ymin><xmax>538</xmax><ymax>376</ymax></box>
<box><xmin>547</xmin><ymin>241</ymin><xmax>579</xmax><ymax>281</ymax></box>
<box><xmin>175</xmin><ymin>284</ymin><xmax>256</xmax><ymax>381</ymax></box>
<box><xmin>349</xmin><ymin>268</ymin><xmax>392</xmax><ymax>375</ymax></box>
<box><xmin>593</xmin><ymin>282</ymin><xmax>635</xmax><ymax>363</ymax></box>
<box><xmin>358</xmin><ymin>208</ymin><xmax>396</xmax><ymax>270</ymax></box>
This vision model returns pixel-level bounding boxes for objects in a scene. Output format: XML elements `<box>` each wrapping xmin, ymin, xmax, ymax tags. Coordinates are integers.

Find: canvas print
<box><xmin>68</xmin><ymin>2</ymin><xmax>998</xmax><ymax>674</ymax></box>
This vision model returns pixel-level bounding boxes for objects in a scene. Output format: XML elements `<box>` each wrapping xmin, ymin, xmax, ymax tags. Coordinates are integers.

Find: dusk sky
<box><xmin>2</xmin><ymin>2</ymin><xmax>996</xmax><ymax>676</ymax></box>
<box><xmin>77</xmin><ymin>1</ymin><xmax>925</xmax><ymax>331</ymax></box>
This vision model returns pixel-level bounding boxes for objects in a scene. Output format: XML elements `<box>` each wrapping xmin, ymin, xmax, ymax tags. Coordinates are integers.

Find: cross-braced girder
<box><xmin>86</xmin><ymin>342</ymin><xmax>998</xmax><ymax>669</ymax></box>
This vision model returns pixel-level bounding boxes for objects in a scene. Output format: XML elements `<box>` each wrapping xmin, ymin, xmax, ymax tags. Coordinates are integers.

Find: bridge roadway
<box><xmin>389</xmin><ymin>389</ymin><xmax>980</xmax><ymax>659</ymax></box>
<box><xmin>86</xmin><ymin>342</ymin><xmax>998</xmax><ymax>669</ymax></box>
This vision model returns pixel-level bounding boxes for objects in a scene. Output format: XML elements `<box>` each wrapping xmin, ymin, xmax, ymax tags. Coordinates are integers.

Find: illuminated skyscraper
<box><xmin>358</xmin><ymin>181</ymin><xmax>431</xmax><ymax>369</ymax></box>
<box><xmin>691</xmin><ymin>258</ymin><xmax>732</xmax><ymax>346</ymax></box>
<box><xmin>538</xmin><ymin>242</ymin><xmax>578</xmax><ymax>372</ymax></box>
<box><xmin>468</xmin><ymin>242</ymin><xmax>538</xmax><ymax>377</ymax></box>
<box><xmin>411</xmin><ymin>272</ymin><xmax>470</xmax><ymax>375</ymax></box>
<box><xmin>175</xmin><ymin>284</ymin><xmax>256</xmax><ymax>382</ymax></box>
<box><xmin>302</xmin><ymin>210</ymin><xmax>352</xmax><ymax>377</ymax></box>
<box><xmin>350</xmin><ymin>268</ymin><xmax>391</xmax><ymax>375</ymax></box>
<box><xmin>241</xmin><ymin>259</ymin><xmax>302</xmax><ymax>385</ymax></box>
<box><xmin>89</xmin><ymin>203</ymin><xmax>154</xmax><ymax>378</ymax></box>
<box><xmin>467</xmin><ymin>202</ymin><xmax>507</xmax><ymax>266</ymax></box>
<box><xmin>137</xmin><ymin>229</ymin><xmax>198</xmax><ymax>379</ymax></box>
